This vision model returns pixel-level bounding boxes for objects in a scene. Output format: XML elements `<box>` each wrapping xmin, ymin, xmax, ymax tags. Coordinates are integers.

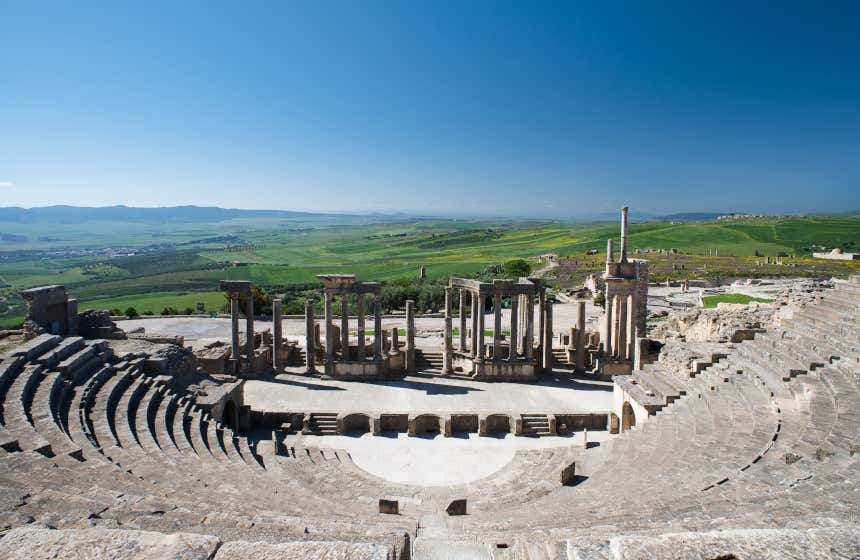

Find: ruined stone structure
<box><xmin>20</xmin><ymin>285</ymin><xmax>78</xmax><ymax>337</ymax></box>
<box><xmin>0</xmin><ymin>275</ymin><xmax>857</xmax><ymax>558</ymax></box>
<box><xmin>445</xmin><ymin>276</ymin><xmax>550</xmax><ymax>380</ymax></box>
<box><xmin>315</xmin><ymin>274</ymin><xmax>403</xmax><ymax>379</ymax></box>
<box><xmin>601</xmin><ymin>207</ymin><xmax>649</xmax><ymax>374</ymax></box>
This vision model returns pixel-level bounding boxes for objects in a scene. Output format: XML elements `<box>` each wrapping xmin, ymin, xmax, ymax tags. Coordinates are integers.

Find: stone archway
<box><xmin>621</xmin><ymin>401</ymin><xmax>636</xmax><ymax>432</ymax></box>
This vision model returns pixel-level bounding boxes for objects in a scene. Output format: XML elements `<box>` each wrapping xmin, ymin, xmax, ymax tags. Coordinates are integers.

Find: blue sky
<box><xmin>1</xmin><ymin>1</ymin><xmax>858</xmax><ymax>217</ymax></box>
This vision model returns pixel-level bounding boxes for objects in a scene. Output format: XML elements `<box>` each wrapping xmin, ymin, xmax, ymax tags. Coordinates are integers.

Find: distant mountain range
<box><xmin>0</xmin><ymin>205</ymin><xmax>349</xmax><ymax>224</ymax></box>
<box><xmin>0</xmin><ymin>205</ymin><xmax>853</xmax><ymax>224</ymax></box>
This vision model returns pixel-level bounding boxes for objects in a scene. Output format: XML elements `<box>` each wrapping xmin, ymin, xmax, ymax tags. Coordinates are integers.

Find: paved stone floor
<box><xmin>245</xmin><ymin>373</ymin><xmax>614</xmax><ymax>414</ymax></box>
<box><xmin>284</xmin><ymin>431</ymin><xmax>608</xmax><ymax>486</ymax></box>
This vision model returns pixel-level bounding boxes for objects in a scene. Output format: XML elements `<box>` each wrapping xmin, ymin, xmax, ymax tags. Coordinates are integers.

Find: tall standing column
<box><xmin>470</xmin><ymin>292</ymin><xmax>479</xmax><ymax>359</ymax></box>
<box><xmin>575</xmin><ymin>300</ymin><xmax>586</xmax><ymax>372</ymax></box>
<box><xmin>620</xmin><ymin>206</ymin><xmax>629</xmax><ymax>263</ymax></box>
<box><xmin>542</xmin><ymin>301</ymin><xmax>553</xmax><ymax>373</ymax></box>
<box><xmin>492</xmin><ymin>291</ymin><xmax>502</xmax><ymax>362</ymax></box>
<box><xmin>537</xmin><ymin>287</ymin><xmax>545</xmax><ymax>365</ymax></box>
<box><xmin>525</xmin><ymin>294</ymin><xmax>534</xmax><ymax>360</ymax></box>
<box><xmin>340</xmin><ymin>294</ymin><xmax>349</xmax><ymax>360</ymax></box>
<box><xmin>443</xmin><ymin>287</ymin><xmax>453</xmax><ymax>373</ymax></box>
<box><xmin>476</xmin><ymin>294</ymin><xmax>485</xmax><ymax>361</ymax></box>
<box><xmin>616</xmin><ymin>298</ymin><xmax>627</xmax><ymax>360</ymax></box>
<box><xmin>245</xmin><ymin>293</ymin><xmax>255</xmax><ymax>369</ymax></box>
<box><xmin>357</xmin><ymin>294</ymin><xmax>366</xmax><ymax>360</ymax></box>
<box><xmin>373</xmin><ymin>294</ymin><xmax>382</xmax><ymax>360</ymax></box>
<box><xmin>305</xmin><ymin>300</ymin><xmax>315</xmax><ymax>373</ymax></box>
<box><xmin>509</xmin><ymin>294</ymin><xmax>519</xmax><ymax>361</ymax></box>
<box><xmin>324</xmin><ymin>291</ymin><xmax>333</xmax><ymax>363</ymax></box>
<box><xmin>459</xmin><ymin>290</ymin><xmax>467</xmax><ymax>351</ymax></box>
<box><xmin>604</xmin><ymin>293</ymin><xmax>614</xmax><ymax>358</ymax></box>
<box><xmin>606</xmin><ymin>238</ymin><xmax>614</xmax><ymax>264</ymax></box>
<box><xmin>272</xmin><ymin>299</ymin><xmax>283</xmax><ymax>371</ymax></box>
<box><xmin>230</xmin><ymin>293</ymin><xmax>240</xmax><ymax>366</ymax></box>
<box><xmin>405</xmin><ymin>300</ymin><xmax>415</xmax><ymax>373</ymax></box>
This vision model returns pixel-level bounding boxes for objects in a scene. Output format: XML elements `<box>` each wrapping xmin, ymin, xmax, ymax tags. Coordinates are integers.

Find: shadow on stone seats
<box><xmin>563</xmin><ymin>474</ymin><xmax>589</xmax><ymax>487</ymax></box>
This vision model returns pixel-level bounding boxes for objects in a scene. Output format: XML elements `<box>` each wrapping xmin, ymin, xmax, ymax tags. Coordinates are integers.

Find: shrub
<box><xmin>124</xmin><ymin>307</ymin><xmax>139</xmax><ymax>318</ymax></box>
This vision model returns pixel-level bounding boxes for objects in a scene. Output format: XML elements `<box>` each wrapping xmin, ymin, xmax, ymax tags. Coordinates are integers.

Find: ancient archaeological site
<box><xmin>0</xmin><ymin>209</ymin><xmax>858</xmax><ymax>559</ymax></box>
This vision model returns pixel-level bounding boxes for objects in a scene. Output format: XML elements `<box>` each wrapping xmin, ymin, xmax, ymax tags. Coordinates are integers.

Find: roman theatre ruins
<box><xmin>0</xmin><ymin>208</ymin><xmax>858</xmax><ymax>558</ymax></box>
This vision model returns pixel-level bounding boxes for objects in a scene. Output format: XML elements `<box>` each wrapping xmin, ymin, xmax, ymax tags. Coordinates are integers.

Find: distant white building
<box><xmin>813</xmin><ymin>248</ymin><xmax>859</xmax><ymax>261</ymax></box>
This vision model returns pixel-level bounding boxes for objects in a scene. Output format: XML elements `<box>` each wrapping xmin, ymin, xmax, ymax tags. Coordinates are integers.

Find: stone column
<box><xmin>245</xmin><ymin>293</ymin><xmax>255</xmax><ymax>368</ymax></box>
<box><xmin>476</xmin><ymin>294</ymin><xmax>485</xmax><ymax>361</ymax></box>
<box><xmin>405</xmin><ymin>300</ymin><xmax>415</xmax><ymax>373</ymax></box>
<box><xmin>620</xmin><ymin>206</ymin><xmax>629</xmax><ymax>263</ymax></box>
<box><xmin>542</xmin><ymin>301</ymin><xmax>553</xmax><ymax>373</ymax></box>
<box><xmin>616</xmin><ymin>298</ymin><xmax>627</xmax><ymax>360</ymax></box>
<box><xmin>509</xmin><ymin>294</ymin><xmax>519</xmax><ymax>361</ymax></box>
<box><xmin>340</xmin><ymin>294</ymin><xmax>349</xmax><ymax>361</ymax></box>
<box><xmin>391</xmin><ymin>326</ymin><xmax>399</xmax><ymax>354</ymax></box>
<box><xmin>537</xmin><ymin>287</ymin><xmax>545</xmax><ymax>362</ymax></box>
<box><xmin>272</xmin><ymin>299</ymin><xmax>282</xmax><ymax>371</ymax></box>
<box><xmin>443</xmin><ymin>287</ymin><xmax>453</xmax><ymax>373</ymax></box>
<box><xmin>373</xmin><ymin>294</ymin><xmax>382</xmax><ymax>360</ymax></box>
<box><xmin>324</xmin><ymin>291</ymin><xmax>333</xmax><ymax>363</ymax></box>
<box><xmin>305</xmin><ymin>300</ymin><xmax>315</xmax><ymax>373</ymax></box>
<box><xmin>357</xmin><ymin>294</ymin><xmax>366</xmax><ymax>361</ymax></box>
<box><xmin>459</xmin><ymin>290</ymin><xmax>467</xmax><ymax>351</ymax></box>
<box><xmin>492</xmin><ymin>291</ymin><xmax>502</xmax><ymax>362</ymax></box>
<box><xmin>626</xmin><ymin>296</ymin><xmax>635</xmax><ymax>361</ymax></box>
<box><xmin>525</xmin><ymin>294</ymin><xmax>534</xmax><ymax>360</ymax></box>
<box><xmin>230</xmin><ymin>293</ymin><xmax>240</xmax><ymax>364</ymax></box>
<box><xmin>470</xmin><ymin>291</ymin><xmax>479</xmax><ymax>359</ymax></box>
<box><xmin>575</xmin><ymin>300</ymin><xmax>586</xmax><ymax>372</ymax></box>
<box><xmin>606</xmin><ymin>238</ymin><xmax>614</xmax><ymax>264</ymax></box>
<box><xmin>603</xmin><ymin>292</ymin><xmax>614</xmax><ymax>357</ymax></box>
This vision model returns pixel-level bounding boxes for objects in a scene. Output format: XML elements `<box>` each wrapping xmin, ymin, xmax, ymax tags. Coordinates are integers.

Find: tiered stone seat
<box><xmin>1</xmin><ymin>276</ymin><xmax>859</xmax><ymax>558</ymax></box>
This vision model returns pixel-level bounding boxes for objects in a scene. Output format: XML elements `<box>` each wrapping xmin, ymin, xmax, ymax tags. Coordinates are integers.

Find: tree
<box><xmin>160</xmin><ymin>307</ymin><xmax>172</xmax><ymax>316</ymax></box>
<box><xmin>504</xmin><ymin>258</ymin><xmax>532</xmax><ymax>278</ymax></box>
<box><xmin>417</xmin><ymin>284</ymin><xmax>445</xmax><ymax>313</ymax></box>
<box><xmin>109</xmin><ymin>308</ymin><xmax>122</xmax><ymax>316</ymax></box>
<box><xmin>183</xmin><ymin>307</ymin><xmax>195</xmax><ymax>315</ymax></box>
<box><xmin>594</xmin><ymin>290</ymin><xmax>606</xmax><ymax>308</ymax></box>
<box><xmin>124</xmin><ymin>307</ymin><xmax>139</xmax><ymax>318</ymax></box>
<box><xmin>223</xmin><ymin>285</ymin><xmax>271</xmax><ymax>317</ymax></box>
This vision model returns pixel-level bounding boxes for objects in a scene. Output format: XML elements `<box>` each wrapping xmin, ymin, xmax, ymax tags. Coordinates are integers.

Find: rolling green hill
<box><xmin>0</xmin><ymin>213</ymin><xmax>857</xmax><ymax>328</ymax></box>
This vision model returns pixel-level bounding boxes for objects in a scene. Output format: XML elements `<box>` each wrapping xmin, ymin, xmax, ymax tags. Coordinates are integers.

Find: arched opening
<box><xmin>412</xmin><ymin>414</ymin><xmax>441</xmax><ymax>435</ymax></box>
<box><xmin>342</xmin><ymin>413</ymin><xmax>371</xmax><ymax>435</ymax></box>
<box><xmin>621</xmin><ymin>401</ymin><xmax>636</xmax><ymax>432</ymax></box>
<box><xmin>484</xmin><ymin>414</ymin><xmax>512</xmax><ymax>436</ymax></box>
<box><xmin>222</xmin><ymin>400</ymin><xmax>239</xmax><ymax>430</ymax></box>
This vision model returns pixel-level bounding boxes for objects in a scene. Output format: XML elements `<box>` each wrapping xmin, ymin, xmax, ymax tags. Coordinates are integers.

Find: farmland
<box><xmin>0</xmin><ymin>212</ymin><xmax>858</xmax><ymax>328</ymax></box>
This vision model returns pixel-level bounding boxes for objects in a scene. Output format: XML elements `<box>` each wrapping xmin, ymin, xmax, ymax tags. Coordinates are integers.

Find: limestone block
<box><xmin>214</xmin><ymin>539</ymin><xmax>393</xmax><ymax>560</ymax></box>
<box><xmin>0</xmin><ymin>527</ymin><xmax>220</xmax><ymax>560</ymax></box>
<box><xmin>561</xmin><ymin>461</ymin><xmax>576</xmax><ymax>485</ymax></box>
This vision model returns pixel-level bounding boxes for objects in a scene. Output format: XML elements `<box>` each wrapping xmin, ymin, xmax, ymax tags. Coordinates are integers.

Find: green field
<box><xmin>0</xmin><ymin>213</ymin><xmax>858</xmax><ymax>328</ymax></box>
<box><xmin>78</xmin><ymin>291</ymin><xmax>227</xmax><ymax>316</ymax></box>
<box><xmin>702</xmin><ymin>293</ymin><xmax>775</xmax><ymax>308</ymax></box>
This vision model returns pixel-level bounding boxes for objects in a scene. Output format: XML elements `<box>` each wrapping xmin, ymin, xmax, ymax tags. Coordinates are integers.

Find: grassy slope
<box><xmin>0</xmin><ymin>216</ymin><xmax>857</xmax><ymax>322</ymax></box>
<box><xmin>703</xmin><ymin>293</ymin><xmax>775</xmax><ymax>308</ymax></box>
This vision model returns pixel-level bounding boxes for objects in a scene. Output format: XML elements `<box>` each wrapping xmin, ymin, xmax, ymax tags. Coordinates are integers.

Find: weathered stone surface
<box><xmin>652</xmin><ymin>302</ymin><xmax>775</xmax><ymax>343</ymax></box>
<box><xmin>567</xmin><ymin>527</ymin><xmax>860</xmax><ymax>560</ymax></box>
<box><xmin>0</xmin><ymin>527</ymin><xmax>220</xmax><ymax>559</ymax></box>
<box><xmin>213</xmin><ymin>539</ymin><xmax>393</xmax><ymax>560</ymax></box>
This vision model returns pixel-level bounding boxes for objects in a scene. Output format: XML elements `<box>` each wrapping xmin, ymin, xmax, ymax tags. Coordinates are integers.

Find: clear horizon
<box><xmin>1</xmin><ymin>1</ymin><xmax>859</xmax><ymax>217</ymax></box>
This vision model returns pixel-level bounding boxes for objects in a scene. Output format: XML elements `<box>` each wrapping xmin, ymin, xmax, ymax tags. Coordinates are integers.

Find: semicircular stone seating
<box><xmin>0</xmin><ymin>275</ymin><xmax>858</xmax><ymax>559</ymax></box>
